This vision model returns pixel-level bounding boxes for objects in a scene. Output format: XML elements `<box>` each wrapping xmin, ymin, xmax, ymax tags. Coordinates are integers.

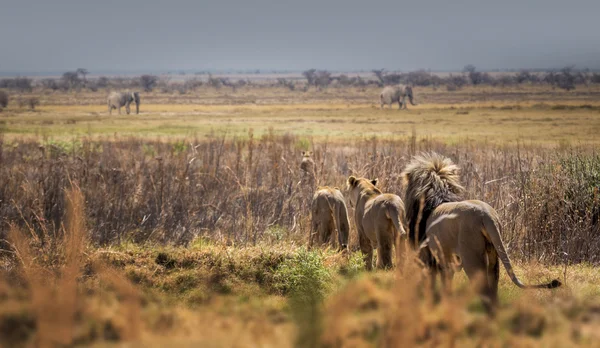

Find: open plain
<box><xmin>1</xmin><ymin>83</ymin><xmax>600</xmax><ymax>347</ymax></box>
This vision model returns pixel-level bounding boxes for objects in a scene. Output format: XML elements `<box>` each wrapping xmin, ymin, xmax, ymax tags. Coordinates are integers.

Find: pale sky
<box><xmin>1</xmin><ymin>0</ymin><xmax>599</xmax><ymax>73</ymax></box>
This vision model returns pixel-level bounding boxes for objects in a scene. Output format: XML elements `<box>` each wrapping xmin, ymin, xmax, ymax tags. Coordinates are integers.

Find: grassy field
<box><xmin>1</xmin><ymin>85</ymin><xmax>600</xmax><ymax>346</ymax></box>
<box><xmin>2</xmin><ymin>85</ymin><xmax>600</xmax><ymax>143</ymax></box>
<box><xmin>2</xmin><ymin>103</ymin><xmax>600</xmax><ymax>144</ymax></box>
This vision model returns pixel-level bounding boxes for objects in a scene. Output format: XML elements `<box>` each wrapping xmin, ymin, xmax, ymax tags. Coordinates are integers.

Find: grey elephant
<box><xmin>107</xmin><ymin>91</ymin><xmax>140</xmax><ymax>115</ymax></box>
<box><xmin>380</xmin><ymin>84</ymin><xmax>417</xmax><ymax>109</ymax></box>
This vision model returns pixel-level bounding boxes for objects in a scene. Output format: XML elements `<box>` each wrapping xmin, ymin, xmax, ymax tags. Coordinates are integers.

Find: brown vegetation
<box><xmin>1</xmin><ymin>134</ymin><xmax>598</xmax><ymax>264</ymax></box>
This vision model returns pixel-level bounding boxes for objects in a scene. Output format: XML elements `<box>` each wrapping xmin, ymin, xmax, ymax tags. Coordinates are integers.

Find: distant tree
<box><xmin>495</xmin><ymin>75</ymin><xmax>516</xmax><ymax>87</ymax></box>
<box><xmin>96</xmin><ymin>76</ymin><xmax>109</xmax><ymax>88</ymax></box>
<box><xmin>557</xmin><ymin>66</ymin><xmax>576</xmax><ymax>91</ymax></box>
<box><xmin>576</xmin><ymin>68</ymin><xmax>590</xmax><ymax>87</ymax></box>
<box><xmin>302</xmin><ymin>69</ymin><xmax>317</xmax><ymax>87</ymax></box>
<box><xmin>207</xmin><ymin>74</ymin><xmax>222</xmax><ymax>89</ymax></box>
<box><xmin>445</xmin><ymin>74</ymin><xmax>468</xmax><ymax>91</ymax></box>
<box><xmin>543</xmin><ymin>72</ymin><xmax>558</xmax><ymax>86</ymax></box>
<box><xmin>139</xmin><ymin>74</ymin><xmax>158</xmax><ymax>92</ymax></box>
<box><xmin>76</xmin><ymin>68</ymin><xmax>89</xmax><ymax>83</ymax></box>
<box><xmin>0</xmin><ymin>90</ymin><xmax>8</xmax><ymax>108</ymax></box>
<box><xmin>591</xmin><ymin>73</ymin><xmax>600</xmax><ymax>84</ymax></box>
<box><xmin>277</xmin><ymin>78</ymin><xmax>295</xmax><ymax>91</ymax></box>
<box><xmin>41</xmin><ymin>78</ymin><xmax>60</xmax><ymax>91</ymax></box>
<box><xmin>405</xmin><ymin>70</ymin><xmax>440</xmax><ymax>87</ymax></box>
<box><xmin>62</xmin><ymin>71</ymin><xmax>82</xmax><ymax>90</ymax></box>
<box><xmin>516</xmin><ymin>70</ymin><xmax>534</xmax><ymax>84</ymax></box>
<box><xmin>27</xmin><ymin>97</ymin><xmax>39</xmax><ymax>110</ymax></box>
<box><xmin>0</xmin><ymin>77</ymin><xmax>33</xmax><ymax>92</ymax></box>
<box><xmin>462</xmin><ymin>64</ymin><xmax>490</xmax><ymax>85</ymax></box>
<box><xmin>335</xmin><ymin>74</ymin><xmax>352</xmax><ymax>86</ymax></box>
<box><xmin>314</xmin><ymin>70</ymin><xmax>332</xmax><ymax>88</ymax></box>
<box><xmin>371</xmin><ymin>69</ymin><xmax>386</xmax><ymax>86</ymax></box>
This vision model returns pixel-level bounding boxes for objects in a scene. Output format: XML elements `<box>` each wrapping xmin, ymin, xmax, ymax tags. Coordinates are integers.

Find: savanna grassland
<box><xmin>1</xmin><ymin>83</ymin><xmax>600</xmax><ymax>347</ymax></box>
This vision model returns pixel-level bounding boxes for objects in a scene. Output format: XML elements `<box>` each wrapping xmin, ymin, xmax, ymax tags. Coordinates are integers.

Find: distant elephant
<box><xmin>380</xmin><ymin>85</ymin><xmax>417</xmax><ymax>109</ymax></box>
<box><xmin>107</xmin><ymin>91</ymin><xmax>140</xmax><ymax>115</ymax></box>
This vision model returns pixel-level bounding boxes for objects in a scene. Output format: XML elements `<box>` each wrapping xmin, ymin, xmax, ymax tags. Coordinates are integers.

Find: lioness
<box><xmin>347</xmin><ymin>176</ymin><xmax>406</xmax><ymax>270</ymax></box>
<box><xmin>401</xmin><ymin>152</ymin><xmax>561</xmax><ymax>311</ymax></box>
<box><xmin>310</xmin><ymin>186</ymin><xmax>350</xmax><ymax>250</ymax></box>
<box><xmin>300</xmin><ymin>151</ymin><xmax>316</xmax><ymax>185</ymax></box>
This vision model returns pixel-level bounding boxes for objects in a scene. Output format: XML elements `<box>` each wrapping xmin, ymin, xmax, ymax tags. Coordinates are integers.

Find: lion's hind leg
<box><xmin>375</xmin><ymin>224</ymin><xmax>395</xmax><ymax>269</ymax></box>
<box><xmin>358</xmin><ymin>229</ymin><xmax>374</xmax><ymax>271</ymax></box>
<box><xmin>486</xmin><ymin>243</ymin><xmax>500</xmax><ymax>309</ymax></box>
<box><xmin>462</xmin><ymin>249</ymin><xmax>496</xmax><ymax>314</ymax></box>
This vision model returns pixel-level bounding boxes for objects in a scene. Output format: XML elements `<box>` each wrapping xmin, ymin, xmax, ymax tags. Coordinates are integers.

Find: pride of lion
<box><xmin>306</xmin><ymin>151</ymin><xmax>561</xmax><ymax>311</ymax></box>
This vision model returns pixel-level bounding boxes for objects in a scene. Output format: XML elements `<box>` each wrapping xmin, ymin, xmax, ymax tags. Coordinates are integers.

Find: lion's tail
<box><xmin>482</xmin><ymin>216</ymin><xmax>561</xmax><ymax>289</ymax></box>
<box><xmin>386</xmin><ymin>204</ymin><xmax>406</xmax><ymax>247</ymax></box>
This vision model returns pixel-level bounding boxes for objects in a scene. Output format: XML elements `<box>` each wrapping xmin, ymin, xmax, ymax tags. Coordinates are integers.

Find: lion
<box><xmin>347</xmin><ymin>176</ymin><xmax>406</xmax><ymax>270</ymax></box>
<box><xmin>310</xmin><ymin>186</ymin><xmax>350</xmax><ymax>250</ymax></box>
<box><xmin>401</xmin><ymin>152</ymin><xmax>561</xmax><ymax>311</ymax></box>
<box><xmin>300</xmin><ymin>151</ymin><xmax>316</xmax><ymax>185</ymax></box>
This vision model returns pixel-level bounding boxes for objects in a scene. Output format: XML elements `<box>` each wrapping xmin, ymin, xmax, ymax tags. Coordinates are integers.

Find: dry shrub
<box><xmin>0</xmin><ymin>90</ymin><xmax>8</xmax><ymax>108</ymax></box>
<box><xmin>0</xmin><ymin>187</ymin><xmax>142</xmax><ymax>346</ymax></box>
<box><xmin>1</xmin><ymin>135</ymin><xmax>599</xmax><ymax>264</ymax></box>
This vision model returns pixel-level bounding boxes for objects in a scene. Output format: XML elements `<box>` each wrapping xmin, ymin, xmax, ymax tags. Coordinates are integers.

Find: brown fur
<box><xmin>347</xmin><ymin>176</ymin><xmax>406</xmax><ymax>270</ymax></box>
<box><xmin>401</xmin><ymin>153</ymin><xmax>561</xmax><ymax>312</ymax></box>
<box><xmin>300</xmin><ymin>151</ymin><xmax>316</xmax><ymax>185</ymax></box>
<box><xmin>310</xmin><ymin>186</ymin><xmax>350</xmax><ymax>250</ymax></box>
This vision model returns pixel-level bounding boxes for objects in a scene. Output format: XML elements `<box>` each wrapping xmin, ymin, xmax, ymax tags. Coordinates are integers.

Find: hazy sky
<box><xmin>1</xmin><ymin>0</ymin><xmax>599</xmax><ymax>73</ymax></box>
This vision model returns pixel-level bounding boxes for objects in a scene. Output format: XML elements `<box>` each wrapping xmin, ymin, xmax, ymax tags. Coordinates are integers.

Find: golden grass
<box><xmin>2</xmin><ymin>103</ymin><xmax>600</xmax><ymax>144</ymax></box>
<box><xmin>2</xmin><ymin>85</ymin><xmax>600</xmax><ymax>143</ymax></box>
<box><xmin>1</xmin><ymin>86</ymin><xmax>600</xmax><ymax>346</ymax></box>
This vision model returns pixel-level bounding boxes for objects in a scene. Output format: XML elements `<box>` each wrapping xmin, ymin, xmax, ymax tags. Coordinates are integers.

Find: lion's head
<box><xmin>346</xmin><ymin>176</ymin><xmax>380</xmax><ymax>208</ymax></box>
<box><xmin>300</xmin><ymin>151</ymin><xmax>315</xmax><ymax>174</ymax></box>
<box><xmin>401</xmin><ymin>152</ymin><xmax>464</xmax><ymax>246</ymax></box>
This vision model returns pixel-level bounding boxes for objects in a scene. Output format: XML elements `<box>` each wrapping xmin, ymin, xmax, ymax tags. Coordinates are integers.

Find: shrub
<box><xmin>277</xmin><ymin>78</ymin><xmax>295</xmax><ymax>91</ymax></box>
<box><xmin>62</xmin><ymin>71</ymin><xmax>82</xmax><ymax>90</ymax></box>
<box><xmin>139</xmin><ymin>75</ymin><xmax>158</xmax><ymax>92</ymax></box>
<box><xmin>27</xmin><ymin>97</ymin><xmax>40</xmax><ymax>110</ymax></box>
<box><xmin>0</xmin><ymin>90</ymin><xmax>8</xmax><ymax>108</ymax></box>
<box><xmin>0</xmin><ymin>77</ymin><xmax>33</xmax><ymax>92</ymax></box>
<box><xmin>40</xmin><ymin>78</ymin><xmax>63</xmax><ymax>91</ymax></box>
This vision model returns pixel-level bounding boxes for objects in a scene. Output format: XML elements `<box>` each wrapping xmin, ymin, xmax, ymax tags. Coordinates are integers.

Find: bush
<box><xmin>0</xmin><ymin>77</ymin><xmax>33</xmax><ymax>92</ymax></box>
<box><xmin>62</xmin><ymin>71</ymin><xmax>82</xmax><ymax>90</ymax></box>
<box><xmin>27</xmin><ymin>97</ymin><xmax>40</xmax><ymax>110</ymax></box>
<box><xmin>444</xmin><ymin>74</ymin><xmax>468</xmax><ymax>90</ymax></box>
<box><xmin>277</xmin><ymin>78</ymin><xmax>295</xmax><ymax>91</ymax></box>
<box><xmin>275</xmin><ymin>248</ymin><xmax>330</xmax><ymax>347</ymax></box>
<box><xmin>0</xmin><ymin>90</ymin><xmax>8</xmax><ymax>108</ymax></box>
<box><xmin>40</xmin><ymin>78</ymin><xmax>62</xmax><ymax>91</ymax></box>
<box><xmin>139</xmin><ymin>75</ymin><xmax>158</xmax><ymax>92</ymax></box>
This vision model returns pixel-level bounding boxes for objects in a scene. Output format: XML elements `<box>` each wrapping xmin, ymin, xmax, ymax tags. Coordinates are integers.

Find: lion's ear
<box><xmin>371</xmin><ymin>178</ymin><xmax>378</xmax><ymax>186</ymax></box>
<box><xmin>347</xmin><ymin>176</ymin><xmax>357</xmax><ymax>187</ymax></box>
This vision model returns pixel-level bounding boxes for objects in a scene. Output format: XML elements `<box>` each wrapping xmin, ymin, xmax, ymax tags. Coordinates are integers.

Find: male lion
<box><xmin>401</xmin><ymin>152</ymin><xmax>561</xmax><ymax>310</ymax></box>
<box><xmin>347</xmin><ymin>176</ymin><xmax>406</xmax><ymax>270</ymax></box>
<box><xmin>310</xmin><ymin>186</ymin><xmax>350</xmax><ymax>250</ymax></box>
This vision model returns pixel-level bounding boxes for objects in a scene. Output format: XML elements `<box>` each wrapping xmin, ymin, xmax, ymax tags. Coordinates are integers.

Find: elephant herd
<box><xmin>105</xmin><ymin>84</ymin><xmax>418</xmax><ymax>116</ymax></box>
<box><xmin>307</xmin><ymin>151</ymin><xmax>561</xmax><ymax>312</ymax></box>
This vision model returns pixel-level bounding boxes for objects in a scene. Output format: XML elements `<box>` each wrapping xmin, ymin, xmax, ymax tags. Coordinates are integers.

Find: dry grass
<box><xmin>1</xmin><ymin>85</ymin><xmax>600</xmax><ymax>143</ymax></box>
<box><xmin>2</xmin><ymin>103</ymin><xmax>600</xmax><ymax>144</ymax></box>
<box><xmin>0</xmin><ymin>86</ymin><xmax>599</xmax><ymax>346</ymax></box>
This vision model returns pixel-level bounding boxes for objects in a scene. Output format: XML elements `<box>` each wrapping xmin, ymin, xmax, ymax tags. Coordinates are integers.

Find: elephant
<box><xmin>380</xmin><ymin>85</ymin><xmax>417</xmax><ymax>109</ymax></box>
<box><xmin>107</xmin><ymin>91</ymin><xmax>140</xmax><ymax>115</ymax></box>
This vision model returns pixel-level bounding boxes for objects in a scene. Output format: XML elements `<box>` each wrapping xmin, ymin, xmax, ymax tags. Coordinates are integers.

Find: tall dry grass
<box><xmin>0</xmin><ymin>185</ymin><xmax>596</xmax><ymax>346</ymax></box>
<box><xmin>1</xmin><ymin>133</ymin><xmax>599</xmax><ymax>264</ymax></box>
